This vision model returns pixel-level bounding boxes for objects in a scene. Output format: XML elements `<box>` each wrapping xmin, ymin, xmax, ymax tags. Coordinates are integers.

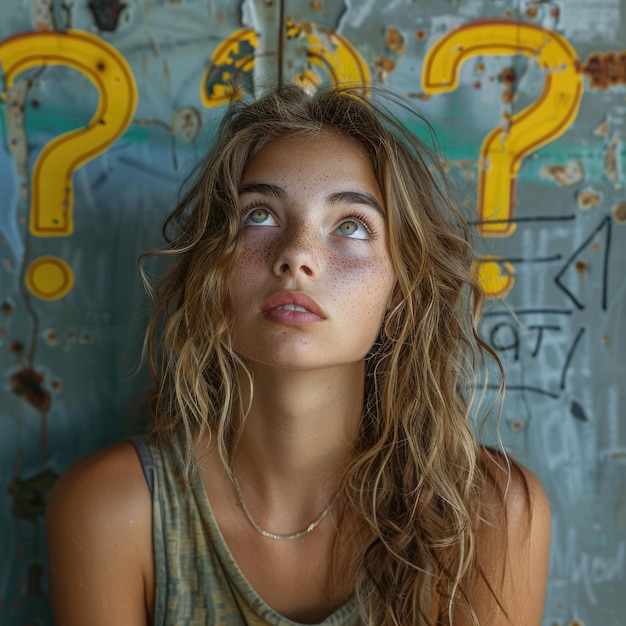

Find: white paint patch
<box><xmin>558</xmin><ymin>0</ymin><xmax>621</xmax><ymax>41</ymax></box>
<box><xmin>551</xmin><ymin>528</ymin><xmax>625</xmax><ymax>606</ymax></box>
<box><xmin>344</xmin><ymin>0</ymin><xmax>379</xmax><ymax>29</ymax></box>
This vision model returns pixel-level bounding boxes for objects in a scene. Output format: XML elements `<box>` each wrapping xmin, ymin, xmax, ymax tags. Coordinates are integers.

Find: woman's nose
<box><xmin>271</xmin><ymin>227</ymin><xmax>320</xmax><ymax>279</ymax></box>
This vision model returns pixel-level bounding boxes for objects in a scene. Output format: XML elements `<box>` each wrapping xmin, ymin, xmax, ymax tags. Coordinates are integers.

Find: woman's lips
<box><xmin>261</xmin><ymin>291</ymin><xmax>326</xmax><ymax>326</ymax></box>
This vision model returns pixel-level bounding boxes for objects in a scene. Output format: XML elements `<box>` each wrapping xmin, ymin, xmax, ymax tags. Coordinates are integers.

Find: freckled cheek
<box><xmin>230</xmin><ymin>248</ymin><xmax>270</xmax><ymax>303</ymax></box>
<box><xmin>244</xmin><ymin>245</ymin><xmax>273</xmax><ymax>268</ymax></box>
<box><xmin>326</xmin><ymin>256</ymin><xmax>395</xmax><ymax>323</ymax></box>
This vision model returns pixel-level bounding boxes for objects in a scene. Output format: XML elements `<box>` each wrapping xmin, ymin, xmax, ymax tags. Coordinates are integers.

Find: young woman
<box><xmin>46</xmin><ymin>84</ymin><xmax>551</xmax><ymax>625</ymax></box>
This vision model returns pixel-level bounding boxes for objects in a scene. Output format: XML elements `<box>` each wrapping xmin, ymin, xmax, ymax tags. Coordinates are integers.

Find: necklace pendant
<box><xmin>232</xmin><ymin>471</ymin><xmax>338</xmax><ymax>541</ymax></box>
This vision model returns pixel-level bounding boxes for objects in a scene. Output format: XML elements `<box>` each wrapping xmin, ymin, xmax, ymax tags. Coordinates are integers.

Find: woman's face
<box><xmin>229</xmin><ymin>132</ymin><xmax>396</xmax><ymax>373</ymax></box>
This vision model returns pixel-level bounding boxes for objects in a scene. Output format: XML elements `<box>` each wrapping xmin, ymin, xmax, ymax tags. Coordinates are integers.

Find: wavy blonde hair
<box><xmin>140</xmin><ymin>84</ymin><xmax>507</xmax><ymax>625</ymax></box>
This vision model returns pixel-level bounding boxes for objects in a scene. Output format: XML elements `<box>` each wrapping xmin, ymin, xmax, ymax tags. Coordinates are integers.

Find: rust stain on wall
<box><xmin>577</xmin><ymin>186</ymin><xmax>602</xmax><ymax>210</ymax></box>
<box><xmin>10</xmin><ymin>368</ymin><xmax>51</xmax><ymax>412</ymax></box>
<box><xmin>581</xmin><ymin>51</ymin><xmax>626</xmax><ymax>90</ymax></box>
<box><xmin>6</xmin><ymin>80</ymin><xmax>30</xmax><ymax>200</ymax></box>
<box><xmin>498</xmin><ymin>66</ymin><xmax>516</xmax><ymax>104</ymax></box>
<box><xmin>604</xmin><ymin>135</ymin><xmax>621</xmax><ymax>183</ymax></box>
<box><xmin>8</xmin><ymin>468</ymin><xmax>58</xmax><ymax>521</ymax></box>
<box><xmin>540</xmin><ymin>160</ymin><xmax>584</xmax><ymax>186</ymax></box>
<box><xmin>525</xmin><ymin>6</ymin><xmax>538</xmax><ymax>19</ymax></box>
<box><xmin>31</xmin><ymin>0</ymin><xmax>55</xmax><ymax>32</ymax></box>
<box><xmin>135</xmin><ymin>107</ymin><xmax>202</xmax><ymax>143</ymax></box>
<box><xmin>373</xmin><ymin>56</ymin><xmax>396</xmax><ymax>82</ymax></box>
<box><xmin>43</xmin><ymin>329</ymin><xmax>60</xmax><ymax>347</ymax></box>
<box><xmin>385</xmin><ymin>26</ymin><xmax>406</xmax><ymax>53</ymax></box>
<box><xmin>613</xmin><ymin>202</ymin><xmax>626</xmax><ymax>223</ymax></box>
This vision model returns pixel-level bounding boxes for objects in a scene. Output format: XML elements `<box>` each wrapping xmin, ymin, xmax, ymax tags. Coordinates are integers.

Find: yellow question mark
<box><xmin>200</xmin><ymin>25</ymin><xmax>369</xmax><ymax>107</ymax></box>
<box><xmin>422</xmin><ymin>20</ymin><xmax>583</xmax><ymax>298</ymax></box>
<box><xmin>0</xmin><ymin>30</ymin><xmax>138</xmax><ymax>300</ymax></box>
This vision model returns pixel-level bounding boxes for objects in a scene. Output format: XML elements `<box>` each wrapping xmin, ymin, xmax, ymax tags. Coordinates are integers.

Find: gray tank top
<box><xmin>130</xmin><ymin>436</ymin><xmax>359</xmax><ymax>626</ymax></box>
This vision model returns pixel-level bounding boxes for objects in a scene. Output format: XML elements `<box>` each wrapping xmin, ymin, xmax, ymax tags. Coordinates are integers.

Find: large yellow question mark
<box><xmin>200</xmin><ymin>25</ymin><xmax>369</xmax><ymax>107</ymax></box>
<box><xmin>422</xmin><ymin>20</ymin><xmax>583</xmax><ymax>298</ymax></box>
<box><xmin>0</xmin><ymin>30</ymin><xmax>138</xmax><ymax>300</ymax></box>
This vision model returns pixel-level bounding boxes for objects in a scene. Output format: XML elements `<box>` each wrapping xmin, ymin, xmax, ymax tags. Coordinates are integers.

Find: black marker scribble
<box><xmin>482</xmin><ymin>308</ymin><xmax>574</xmax><ymax>317</ymax></box>
<box><xmin>470</xmin><ymin>214</ymin><xmax>577</xmax><ymax>226</ymax></box>
<box><xmin>554</xmin><ymin>216</ymin><xmax>611</xmax><ymax>311</ymax></box>
<box><xmin>486</xmin><ymin>384</ymin><xmax>560</xmax><ymax>399</ymax></box>
<box><xmin>560</xmin><ymin>327</ymin><xmax>586</xmax><ymax>390</ymax></box>
<box><xmin>570</xmin><ymin>399</ymin><xmax>590</xmax><ymax>421</ymax></box>
<box><xmin>527</xmin><ymin>324</ymin><xmax>562</xmax><ymax>357</ymax></box>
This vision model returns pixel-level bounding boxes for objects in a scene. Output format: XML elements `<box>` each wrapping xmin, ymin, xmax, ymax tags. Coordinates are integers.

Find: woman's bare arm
<box><xmin>46</xmin><ymin>442</ymin><xmax>154</xmax><ymax>626</ymax></box>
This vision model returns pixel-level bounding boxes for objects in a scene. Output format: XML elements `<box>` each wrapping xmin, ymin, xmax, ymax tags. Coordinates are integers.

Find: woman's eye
<box><xmin>244</xmin><ymin>207</ymin><xmax>277</xmax><ymax>226</ymax></box>
<box><xmin>336</xmin><ymin>219</ymin><xmax>370</xmax><ymax>240</ymax></box>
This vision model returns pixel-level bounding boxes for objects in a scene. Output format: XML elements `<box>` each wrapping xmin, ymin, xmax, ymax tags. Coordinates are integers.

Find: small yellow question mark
<box><xmin>200</xmin><ymin>25</ymin><xmax>369</xmax><ymax>107</ymax></box>
<box><xmin>0</xmin><ymin>30</ymin><xmax>138</xmax><ymax>300</ymax></box>
<box><xmin>422</xmin><ymin>20</ymin><xmax>583</xmax><ymax>298</ymax></box>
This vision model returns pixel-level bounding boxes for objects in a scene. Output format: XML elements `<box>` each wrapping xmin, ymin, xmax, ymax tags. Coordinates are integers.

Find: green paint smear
<box><xmin>404</xmin><ymin>118</ymin><xmax>619</xmax><ymax>186</ymax></box>
<box><xmin>404</xmin><ymin>119</ymin><xmax>477</xmax><ymax>158</ymax></box>
<box><xmin>2</xmin><ymin>106</ymin><xmax>618</xmax><ymax>186</ymax></box>
<box><xmin>1</xmin><ymin>107</ymin><xmax>151</xmax><ymax>144</ymax></box>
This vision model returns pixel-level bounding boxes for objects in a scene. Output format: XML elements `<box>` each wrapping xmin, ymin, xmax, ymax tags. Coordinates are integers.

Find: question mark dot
<box><xmin>476</xmin><ymin>257</ymin><xmax>515</xmax><ymax>299</ymax></box>
<box><xmin>26</xmin><ymin>256</ymin><xmax>74</xmax><ymax>301</ymax></box>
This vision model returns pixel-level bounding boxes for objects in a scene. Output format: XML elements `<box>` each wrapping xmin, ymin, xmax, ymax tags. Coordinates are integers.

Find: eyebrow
<box><xmin>327</xmin><ymin>191</ymin><xmax>385</xmax><ymax>217</ymax></box>
<box><xmin>239</xmin><ymin>183</ymin><xmax>286</xmax><ymax>199</ymax></box>
<box><xmin>238</xmin><ymin>183</ymin><xmax>385</xmax><ymax>217</ymax></box>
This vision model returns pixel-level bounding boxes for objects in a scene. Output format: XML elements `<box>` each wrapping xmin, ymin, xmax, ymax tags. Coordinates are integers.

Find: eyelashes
<box><xmin>339</xmin><ymin>211</ymin><xmax>377</xmax><ymax>240</ymax></box>
<box><xmin>239</xmin><ymin>202</ymin><xmax>379</xmax><ymax>240</ymax></box>
<box><xmin>240</xmin><ymin>203</ymin><xmax>276</xmax><ymax>226</ymax></box>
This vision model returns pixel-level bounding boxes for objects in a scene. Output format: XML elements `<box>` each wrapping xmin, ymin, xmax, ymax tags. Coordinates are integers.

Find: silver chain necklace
<box><xmin>232</xmin><ymin>472</ymin><xmax>338</xmax><ymax>540</ymax></box>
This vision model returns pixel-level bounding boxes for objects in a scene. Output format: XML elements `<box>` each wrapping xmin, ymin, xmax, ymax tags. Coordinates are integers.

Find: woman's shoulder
<box><xmin>46</xmin><ymin>440</ymin><xmax>154</xmax><ymax>625</ymax></box>
<box><xmin>47</xmin><ymin>439</ymin><xmax>151</xmax><ymax>523</ymax></box>
<box><xmin>477</xmin><ymin>446</ymin><xmax>551</xmax><ymax>520</ymax></box>
<box><xmin>468</xmin><ymin>447</ymin><xmax>552</xmax><ymax>625</ymax></box>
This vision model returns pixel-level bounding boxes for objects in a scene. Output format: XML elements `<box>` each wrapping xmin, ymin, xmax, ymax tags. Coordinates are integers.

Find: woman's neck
<box><xmin>232</xmin><ymin>362</ymin><xmax>365</xmax><ymax>507</ymax></box>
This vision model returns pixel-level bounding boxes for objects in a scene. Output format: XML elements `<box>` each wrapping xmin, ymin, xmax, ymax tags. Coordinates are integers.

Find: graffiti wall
<box><xmin>0</xmin><ymin>1</ymin><xmax>624</xmax><ymax>624</ymax></box>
